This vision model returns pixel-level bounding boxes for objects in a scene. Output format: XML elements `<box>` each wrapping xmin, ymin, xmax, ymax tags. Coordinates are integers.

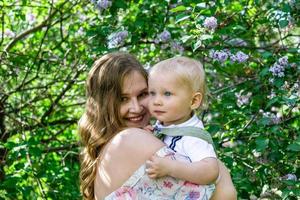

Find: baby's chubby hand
<box><xmin>145</xmin><ymin>155</ymin><xmax>170</xmax><ymax>179</ymax></box>
<box><xmin>143</xmin><ymin>125</ymin><xmax>154</xmax><ymax>133</ymax></box>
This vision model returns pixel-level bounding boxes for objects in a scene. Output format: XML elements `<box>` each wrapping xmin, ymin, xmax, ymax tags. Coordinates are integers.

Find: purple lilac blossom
<box><xmin>203</xmin><ymin>16</ymin><xmax>218</xmax><ymax>30</ymax></box>
<box><xmin>91</xmin><ymin>0</ymin><xmax>112</xmax><ymax>11</ymax></box>
<box><xmin>170</xmin><ymin>42</ymin><xmax>184</xmax><ymax>54</ymax></box>
<box><xmin>210</xmin><ymin>50</ymin><xmax>228</xmax><ymax>62</ymax></box>
<box><xmin>269</xmin><ymin>56</ymin><xmax>289</xmax><ymax>77</ymax></box>
<box><xmin>281</xmin><ymin>174</ymin><xmax>297</xmax><ymax>181</ymax></box>
<box><xmin>236</xmin><ymin>51</ymin><xmax>249</xmax><ymax>62</ymax></box>
<box><xmin>157</xmin><ymin>30</ymin><xmax>171</xmax><ymax>43</ymax></box>
<box><xmin>26</xmin><ymin>13</ymin><xmax>36</xmax><ymax>24</ymax></box>
<box><xmin>108</xmin><ymin>30</ymin><xmax>128</xmax><ymax>48</ymax></box>
<box><xmin>278</xmin><ymin>56</ymin><xmax>288</xmax><ymax>66</ymax></box>
<box><xmin>235</xmin><ymin>91</ymin><xmax>252</xmax><ymax>107</ymax></box>
<box><xmin>97</xmin><ymin>0</ymin><xmax>112</xmax><ymax>10</ymax></box>
<box><xmin>4</xmin><ymin>29</ymin><xmax>15</xmax><ymax>38</ymax></box>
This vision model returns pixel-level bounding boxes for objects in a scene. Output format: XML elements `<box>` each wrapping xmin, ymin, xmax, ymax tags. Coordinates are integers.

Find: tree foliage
<box><xmin>0</xmin><ymin>0</ymin><xmax>299</xmax><ymax>199</ymax></box>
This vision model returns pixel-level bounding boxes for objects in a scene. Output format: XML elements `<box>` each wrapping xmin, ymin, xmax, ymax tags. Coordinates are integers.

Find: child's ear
<box><xmin>190</xmin><ymin>92</ymin><xmax>202</xmax><ymax>110</ymax></box>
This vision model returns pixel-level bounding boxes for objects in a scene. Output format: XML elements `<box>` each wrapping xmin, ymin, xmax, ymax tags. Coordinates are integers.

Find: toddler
<box><xmin>146</xmin><ymin>56</ymin><xmax>219</xmax><ymax>185</ymax></box>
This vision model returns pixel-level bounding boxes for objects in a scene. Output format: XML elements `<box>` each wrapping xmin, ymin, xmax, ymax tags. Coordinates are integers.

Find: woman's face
<box><xmin>120</xmin><ymin>71</ymin><xmax>150</xmax><ymax>128</ymax></box>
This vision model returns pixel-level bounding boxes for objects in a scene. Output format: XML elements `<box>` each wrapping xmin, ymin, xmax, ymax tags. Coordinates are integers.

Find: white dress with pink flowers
<box><xmin>104</xmin><ymin>146</ymin><xmax>215</xmax><ymax>200</ymax></box>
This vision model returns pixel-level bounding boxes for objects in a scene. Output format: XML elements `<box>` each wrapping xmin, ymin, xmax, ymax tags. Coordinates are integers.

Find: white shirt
<box><xmin>155</xmin><ymin>114</ymin><xmax>217</xmax><ymax>162</ymax></box>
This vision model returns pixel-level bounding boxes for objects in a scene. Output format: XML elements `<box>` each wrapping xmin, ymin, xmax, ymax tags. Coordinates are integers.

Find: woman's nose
<box><xmin>129</xmin><ymin>98</ymin><xmax>142</xmax><ymax>113</ymax></box>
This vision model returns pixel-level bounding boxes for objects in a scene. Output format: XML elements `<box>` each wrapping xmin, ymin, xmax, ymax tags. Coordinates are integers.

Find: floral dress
<box><xmin>104</xmin><ymin>146</ymin><xmax>215</xmax><ymax>200</ymax></box>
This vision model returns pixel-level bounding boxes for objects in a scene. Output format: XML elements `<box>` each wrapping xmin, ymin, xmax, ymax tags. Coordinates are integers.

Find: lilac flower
<box><xmin>108</xmin><ymin>30</ymin><xmax>128</xmax><ymax>48</ymax></box>
<box><xmin>76</xmin><ymin>27</ymin><xmax>84</xmax><ymax>36</ymax></box>
<box><xmin>231</xmin><ymin>51</ymin><xmax>249</xmax><ymax>63</ymax></box>
<box><xmin>4</xmin><ymin>29</ymin><xmax>15</xmax><ymax>38</ymax></box>
<box><xmin>26</xmin><ymin>13</ymin><xmax>36</xmax><ymax>24</ymax></box>
<box><xmin>203</xmin><ymin>16</ymin><xmax>218</xmax><ymax>30</ymax></box>
<box><xmin>157</xmin><ymin>30</ymin><xmax>171</xmax><ymax>43</ymax></box>
<box><xmin>269</xmin><ymin>62</ymin><xmax>286</xmax><ymax>77</ymax></box>
<box><xmin>170</xmin><ymin>42</ymin><xmax>184</xmax><ymax>54</ymax></box>
<box><xmin>237</xmin><ymin>52</ymin><xmax>249</xmax><ymax>62</ymax></box>
<box><xmin>91</xmin><ymin>0</ymin><xmax>112</xmax><ymax>11</ymax></box>
<box><xmin>281</xmin><ymin>174</ymin><xmax>297</xmax><ymax>181</ymax></box>
<box><xmin>210</xmin><ymin>50</ymin><xmax>228</xmax><ymax>63</ymax></box>
<box><xmin>235</xmin><ymin>90</ymin><xmax>252</xmax><ymax>107</ymax></box>
<box><xmin>267</xmin><ymin>90</ymin><xmax>276</xmax><ymax>99</ymax></box>
<box><xmin>97</xmin><ymin>0</ymin><xmax>112</xmax><ymax>10</ymax></box>
<box><xmin>278</xmin><ymin>56</ymin><xmax>288</xmax><ymax>66</ymax></box>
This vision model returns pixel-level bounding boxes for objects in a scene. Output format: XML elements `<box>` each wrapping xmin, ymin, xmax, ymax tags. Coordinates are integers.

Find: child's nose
<box><xmin>153</xmin><ymin>96</ymin><xmax>163</xmax><ymax>106</ymax></box>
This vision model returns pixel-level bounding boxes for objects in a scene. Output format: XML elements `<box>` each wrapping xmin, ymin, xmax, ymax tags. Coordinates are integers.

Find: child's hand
<box><xmin>143</xmin><ymin>125</ymin><xmax>154</xmax><ymax>133</ymax></box>
<box><xmin>145</xmin><ymin>155</ymin><xmax>170</xmax><ymax>179</ymax></box>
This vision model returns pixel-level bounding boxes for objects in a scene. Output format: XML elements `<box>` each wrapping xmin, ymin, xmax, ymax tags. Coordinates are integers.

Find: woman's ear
<box><xmin>190</xmin><ymin>92</ymin><xmax>202</xmax><ymax>110</ymax></box>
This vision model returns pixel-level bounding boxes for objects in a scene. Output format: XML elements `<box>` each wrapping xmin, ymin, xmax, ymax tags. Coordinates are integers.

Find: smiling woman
<box><xmin>78</xmin><ymin>52</ymin><xmax>236</xmax><ymax>200</ymax></box>
<box><xmin>120</xmin><ymin>71</ymin><xmax>150</xmax><ymax>128</ymax></box>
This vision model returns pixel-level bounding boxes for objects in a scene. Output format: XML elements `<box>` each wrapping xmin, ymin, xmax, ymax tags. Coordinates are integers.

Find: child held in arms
<box><xmin>146</xmin><ymin>56</ymin><xmax>219</xmax><ymax>185</ymax></box>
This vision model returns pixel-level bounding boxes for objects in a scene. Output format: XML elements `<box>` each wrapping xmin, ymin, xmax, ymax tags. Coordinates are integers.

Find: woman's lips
<box><xmin>127</xmin><ymin>115</ymin><xmax>143</xmax><ymax>122</ymax></box>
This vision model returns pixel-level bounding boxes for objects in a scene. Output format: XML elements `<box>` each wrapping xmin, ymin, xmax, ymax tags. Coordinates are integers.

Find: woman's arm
<box><xmin>146</xmin><ymin>156</ymin><xmax>219</xmax><ymax>185</ymax></box>
<box><xmin>211</xmin><ymin>160</ymin><xmax>237</xmax><ymax>200</ymax></box>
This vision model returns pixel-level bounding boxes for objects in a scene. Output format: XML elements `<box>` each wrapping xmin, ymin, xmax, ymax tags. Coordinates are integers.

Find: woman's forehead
<box><xmin>122</xmin><ymin>71</ymin><xmax>147</xmax><ymax>94</ymax></box>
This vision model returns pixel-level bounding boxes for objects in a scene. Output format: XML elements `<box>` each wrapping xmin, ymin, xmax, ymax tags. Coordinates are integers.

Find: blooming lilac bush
<box><xmin>107</xmin><ymin>30</ymin><xmax>128</xmax><ymax>48</ymax></box>
<box><xmin>1</xmin><ymin>1</ymin><xmax>299</xmax><ymax>199</ymax></box>
<box><xmin>203</xmin><ymin>16</ymin><xmax>218</xmax><ymax>30</ymax></box>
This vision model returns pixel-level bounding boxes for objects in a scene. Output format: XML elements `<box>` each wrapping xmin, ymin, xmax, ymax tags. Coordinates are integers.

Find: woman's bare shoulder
<box><xmin>109</xmin><ymin>128</ymin><xmax>164</xmax><ymax>158</ymax></box>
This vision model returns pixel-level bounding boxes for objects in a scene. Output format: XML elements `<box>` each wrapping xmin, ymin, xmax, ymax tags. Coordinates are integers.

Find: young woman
<box><xmin>78</xmin><ymin>52</ymin><xmax>237</xmax><ymax>200</ymax></box>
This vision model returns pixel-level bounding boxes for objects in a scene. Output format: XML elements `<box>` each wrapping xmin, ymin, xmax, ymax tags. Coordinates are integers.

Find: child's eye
<box><xmin>164</xmin><ymin>91</ymin><xmax>172</xmax><ymax>96</ymax></box>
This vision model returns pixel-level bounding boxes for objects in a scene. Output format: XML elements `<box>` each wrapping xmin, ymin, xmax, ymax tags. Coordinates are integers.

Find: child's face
<box><xmin>148</xmin><ymin>72</ymin><xmax>194</xmax><ymax>126</ymax></box>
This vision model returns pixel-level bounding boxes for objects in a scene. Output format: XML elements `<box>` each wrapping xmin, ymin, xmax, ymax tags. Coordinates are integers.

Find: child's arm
<box><xmin>146</xmin><ymin>155</ymin><xmax>219</xmax><ymax>185</ymax></box>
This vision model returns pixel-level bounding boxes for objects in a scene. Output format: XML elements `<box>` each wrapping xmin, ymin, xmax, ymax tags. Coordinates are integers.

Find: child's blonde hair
<box><xmin>150</xmin><ymin>56</ymin><xmax>207</xmax><ymax>109</ymax></box>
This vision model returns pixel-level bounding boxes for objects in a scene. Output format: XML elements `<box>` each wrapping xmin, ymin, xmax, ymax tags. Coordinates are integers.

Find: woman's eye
<box><xmin>149</xmin><ymin>91</ymin><xmax>155</xmax><ymax>96</ymax></box>
<box><xmin>164</xmin><ymin>91</ymin><xmax>172</xmax><ymax>96</ymax></box>
<box><xmin>139</xmin><ymin>92</ymin><xmax>149</xmax><ymax>98</ymax></box>
<box><xmin>121</xmin><ymin>97</ymin><xmax>128</xmax><ymax>102</ymax></box>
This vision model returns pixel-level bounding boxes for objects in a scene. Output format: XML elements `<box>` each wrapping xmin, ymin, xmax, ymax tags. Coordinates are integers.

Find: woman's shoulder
<box><xmin>108</xmin><ymin>128</ymin><xmax>164</xmax><ymax>158</ymax></box>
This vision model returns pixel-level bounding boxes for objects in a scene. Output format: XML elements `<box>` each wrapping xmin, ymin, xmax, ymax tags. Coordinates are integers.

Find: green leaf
<box><xmin>287</xmin><ymin>143</ymin><xmax>300</xmax><ymax>152</ymax></box>
<box><xmin>266</xmin><ymin>97</ymin><xmax>279</xmax><ymax>109</ymax></box>
<box><xmin>193</xmin><ymin>40</ymin><xmax>202</xmax><ymax>52</ymax></box>
<box><xmin>259</xmin><ymin>67</ymin><xmax>269</xmax><ymax>77</ymax></box>
<box><xmin>255</xmin><ymin>137</ymin><xmax>269</xmax><ymax>151</ymax></box>
<box><xmin>175</xmin><ymin>14</ymin><xmax>190</xmax><ymax>23</ymax></box>
<box><xmin>199</xmin><ymin>34</ymin><xmax>213</xmax><ymax>40</ymax></box>
<box><xmin>261</xmin><ymin>51</ymin><xmax>273</xmax><ymax>59</ymax></box>
<box><xmin>279</xmin><ymin>20</ymin><xmax>289</xmax><ymax>28</ymax></box>
<box><xmin>170</xmin><ymin>5</ymin><xmax>187</xmax><ymax>12</ymax></box>
<box><xmin>181</xmin><ymin>35</ymin><xmax>193</xmax><ymax>43</ymax></box>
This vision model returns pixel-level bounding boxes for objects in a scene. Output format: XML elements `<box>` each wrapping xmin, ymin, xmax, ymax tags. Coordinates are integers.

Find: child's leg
<box><xmin>211</xmin><ymin>160</ymin><xmax>237</xmax><ymax>200</ymax></box>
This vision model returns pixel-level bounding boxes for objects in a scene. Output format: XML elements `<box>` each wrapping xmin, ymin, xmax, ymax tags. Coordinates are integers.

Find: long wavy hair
<box><xmin>78</xmin><ymin>52</ymin><xmax>147</xmax><ymax>200</ymax></box>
